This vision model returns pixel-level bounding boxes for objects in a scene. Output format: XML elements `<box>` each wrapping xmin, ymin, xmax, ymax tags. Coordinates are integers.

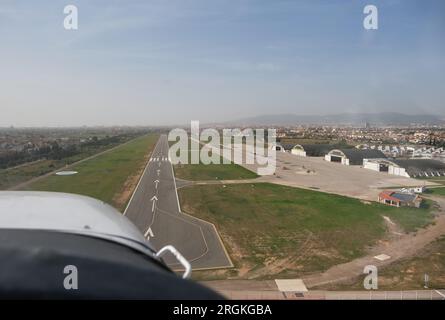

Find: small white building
<box><xmin>400</xmin><ymin>186</ymin><xmax>426</xmax><ymax>194</ymax></box>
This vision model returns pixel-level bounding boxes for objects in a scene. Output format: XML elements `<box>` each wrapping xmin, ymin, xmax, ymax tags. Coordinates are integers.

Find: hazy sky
<box><xmin>0</xmin><ymin>0</ymin><xmax>444</xmax><ymax>126</ymax></box>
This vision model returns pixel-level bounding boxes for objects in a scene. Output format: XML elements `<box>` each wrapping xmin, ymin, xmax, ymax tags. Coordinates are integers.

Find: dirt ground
<box><xmin>200</xmin><ymin>195</ymin><xmax>445</xmax><ymax>289</ymax></box>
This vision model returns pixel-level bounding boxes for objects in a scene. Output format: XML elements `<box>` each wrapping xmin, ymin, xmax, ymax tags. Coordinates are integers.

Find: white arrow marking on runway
<box><xmin>158</xmin><ymin>162</ymin><xmax>161</xmax><ymax>168</ymax></box>
<box><xmin>144</xmin><ymin>227</ymin><xmax>154</xmax><ymax>240</ymax></box>
<box><xmin>151</xmin><ymin>195</ymin><xmax>158</xmax><ymax>212</ymax></box>
<box><xmin>154</xmin><ymin>179</ymin><xmax>159</xmax><ymax>189</ymax></box>
<box><xmin>157</xmin><ymin>169</ymin><xmax>160</xmax><ymax>176</ymax></box>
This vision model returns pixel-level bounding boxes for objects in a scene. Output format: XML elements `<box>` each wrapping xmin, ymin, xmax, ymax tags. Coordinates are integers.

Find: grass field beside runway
<box><xmin>1</xmin><ymin>145</ymin><xmax>123</xmax><ymax>190</ymax></box>
<box><xmin>324</xmin><ymin>235</ymin><xmax>445</xmax><ymax>290</ymax></box>
<box><xmin>23</xmin><ymin>134</ymin><xmax>158</xmax><ymax>211</ymax></box>
<box><xmin>171</xmin><ymin>138</ymin><xmax>258</xmax><ymax>181</ymax></box>
<box><xmin>419</xmin><ymin>176</ymin><xmax>445</xmax><ymax>185</ymax></box>
<box><xmin>428</xmin><ymin>187</ymin><xmax>445</xmax><ymax>196</ymax></box>
<box><xmin>0</xmin><ymin>160</ymin><xmax>62</xmax><ymax>190</ymax></box>
<box><xmin>179</xmin><ymin>183</ymin><xmax>435</xmax><ymax>280</ymax></box>
<box><xmin>175</xmin><ymin>160</ymin><xmax>258</xmax><ymax>181</ymax></box>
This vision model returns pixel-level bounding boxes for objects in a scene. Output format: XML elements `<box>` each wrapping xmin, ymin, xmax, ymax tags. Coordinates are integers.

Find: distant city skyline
<box><xmin>0</xmin><ymin>0</ymin><xmax>444</xmax><ymax>127</ymax></box>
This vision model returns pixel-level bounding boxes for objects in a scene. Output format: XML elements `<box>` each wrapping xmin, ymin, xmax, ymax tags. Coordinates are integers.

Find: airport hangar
<box><xmin>274</xmin><ymin>144</ymin><xmax>445</xmax><ymax>178</ymax></box>
<box><xmin>270</xmin><ymin>143</ymin><xmax>289</xmax><ymax>152</ymax></box>
<box><xmin>272</xmin><ymin>143</ymin><xmax>340</xmax><ymax>156</ymax></box>
<box><xmin>291</xmin><ymin>144</ymin><xmax>341</xmax><ymax>157</ymax></box>
<box><xmin>363</xmin><ymin>158</ymin><xmax>445</xmax><ymax>178</ymax></box>
<box><xmin>324</xmin><ymin>148</ymin><xmax>386</xmax><ymax>165</ymax></box>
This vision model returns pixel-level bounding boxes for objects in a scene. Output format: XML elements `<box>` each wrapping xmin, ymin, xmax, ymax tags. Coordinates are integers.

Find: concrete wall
<box><xmin>388</xmin><ymin>165</ymin><xmax>410</xmax><ymax>178</ymax></box>
<box><xmin>291</xmin><ymin>149</ymin><xmax>306</xmax><ymax>157</ymax></box>
<box><xmin>324</xmin><ymin>154</ymin><xmax>349</xmax><ymax>165</ymax></box>
<box><xmin>363</xmin><ymin>159</ymin><xmax>411</xmax><ymax>178</ymax></box>
<box><xmin>363</xmin><ymin>159</ymin><xmax>380</xmax><ymax>172</ymax></box>
<box><xmin>378</xmin><ymin>197</ymin><xmax>400</xmax><ymax>207</ymax></box>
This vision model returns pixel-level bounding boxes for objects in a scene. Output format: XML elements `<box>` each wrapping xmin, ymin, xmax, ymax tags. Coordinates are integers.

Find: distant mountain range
<box><xmin>228</xmin><ymin>112</ymin><xmax>443</xmax><ymax>126</ymax></box>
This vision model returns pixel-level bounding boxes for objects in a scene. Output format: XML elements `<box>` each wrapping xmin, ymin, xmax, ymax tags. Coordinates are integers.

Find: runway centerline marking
<box><xmin>151</xmin><ymin>195</ymin><xmax>158</xmax><ymax>212</ymax></box>
<box><xmin>144</xmin><ymin>227</ymin><xmax>155</xmax><ymax>240</ymax></box>
<box><xmin>124</xmin><ymin>135</ymin><xmax>233</xmax><ymax>269</ymax></box>
<box><xmin>123</xmin><ymin>135</ymin><xmax>163</xmax><ymax>216</ymax></box>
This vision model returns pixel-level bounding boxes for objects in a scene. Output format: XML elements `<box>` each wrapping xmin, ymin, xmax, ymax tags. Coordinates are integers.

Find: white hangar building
<box><xmin>324</xmin><ymin>149</ymin><xmax>386</xmax><ymax>165</ymax></box>
<box><xmin>363</xmin><ymin>158</ymin><xmax>445</xmax><ymax>178</ymax></box>
<box><xmin>291</xmin><ymin>144</ymin><xmax>336</xmax><ymax>157</ymax></box>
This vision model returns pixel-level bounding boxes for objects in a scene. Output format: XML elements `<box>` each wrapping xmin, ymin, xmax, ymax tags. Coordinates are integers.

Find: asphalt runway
<box><xmin>124</xmin><ymin>135</ymin><xmax>232</xmax><ymax>270</ymax></box>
